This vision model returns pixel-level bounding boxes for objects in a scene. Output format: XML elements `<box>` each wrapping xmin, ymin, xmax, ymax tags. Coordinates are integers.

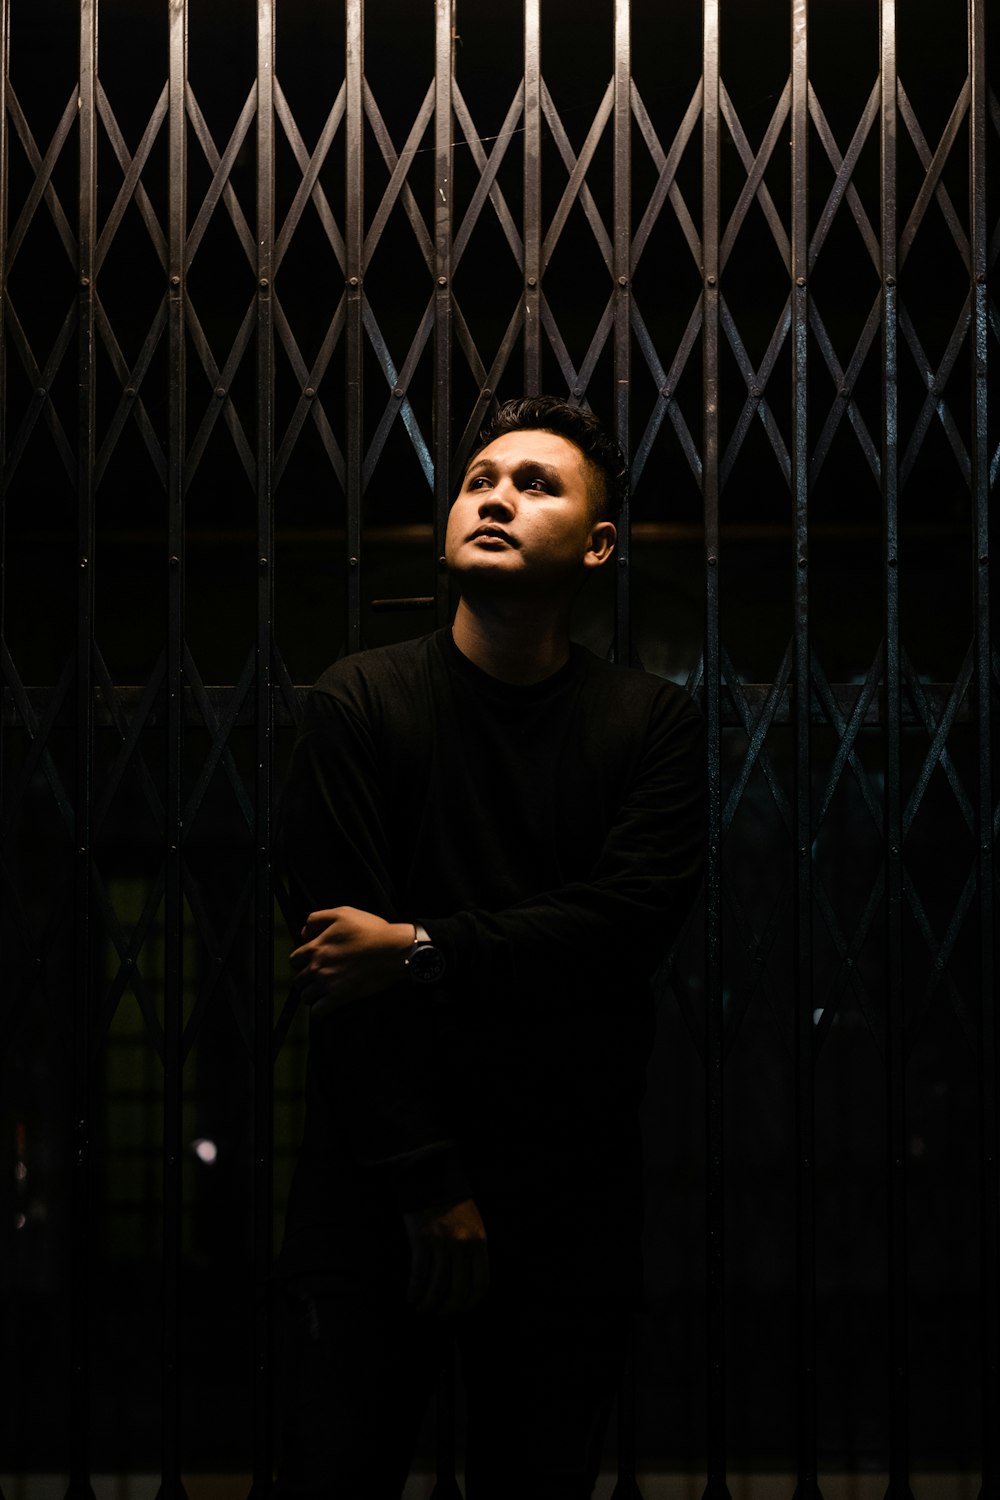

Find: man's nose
<box><xmin>478</xmin><ymin>482</ymin><xmax>515</xmax><ymax>516</ymax></box>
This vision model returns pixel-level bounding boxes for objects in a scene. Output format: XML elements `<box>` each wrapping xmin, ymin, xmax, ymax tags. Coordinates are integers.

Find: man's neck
<box><xmin>451</xmin><ymin>595</ymin><xmax>573</xmax><ymax>685</ymax></box>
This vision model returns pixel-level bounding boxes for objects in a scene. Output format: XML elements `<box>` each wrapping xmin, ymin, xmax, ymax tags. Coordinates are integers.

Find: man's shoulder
<box><xmin>313</xmin><ymin>630</ymin><xmax>438</xmax><ymax>693</ymax></box>
<box><xmin>306</xmin><ymin>630</ymin><xmax>445</xmax><ymax>728</ymax></box>
<box><xmin>575</xmin><ymin>647</ymin><xmax>702</xmax><ymax>727</ymax></box>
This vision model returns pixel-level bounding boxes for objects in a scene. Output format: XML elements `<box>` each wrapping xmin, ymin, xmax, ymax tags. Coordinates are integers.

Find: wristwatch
<box><xmin>404</xmin><ymin>922</ymin><xmax>447</xmax><ymax>986</ymax></box>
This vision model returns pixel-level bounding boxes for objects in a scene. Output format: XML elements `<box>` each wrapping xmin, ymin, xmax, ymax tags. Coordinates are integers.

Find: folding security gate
<box><xmin>1</xmin><ymin>1</ymin><xmax>997</xmax><ymax>1494</ymax></box>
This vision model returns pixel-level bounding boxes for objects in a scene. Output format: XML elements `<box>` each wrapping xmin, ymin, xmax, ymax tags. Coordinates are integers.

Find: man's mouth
<box><xmin>469</xmin><ymin>525</ymin><xmax>518</xmax><ymax>546</ymax></box>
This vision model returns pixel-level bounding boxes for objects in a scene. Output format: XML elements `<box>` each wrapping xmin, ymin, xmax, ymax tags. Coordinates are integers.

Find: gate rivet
<box><xmin>349</xmin><ymin>556</ymin><xmax>359</xmax><ymax>568</ymax></box>
<box><xmin>348</xmin><ymin>276</ymin><xmax>359</xmax><ymax>287</ymax></box>
<box><xmin>125</xmin><ymin>386</ymin><xmax>136</xmax><ymax>398</ymax></box>
<box><xmin>437</xmin><ymin>275</ymin><xmax>448</xmax><ymax>287</ymax></box>
<box><xmin>304</xmin><ymin>386</ymin><xmax>315</xmax><ymax>398</ymax></box>
<box><xmin>885</xmin><ymin>274</ymin><xmax>896</xmax><ymax>287</ymax></box>
<box><xmin>259</xmin><ymin>556</ymin><xmax>268</xmax><ymax>569</ymax></box>
<box><xmin>393</xmin><ymin>386</ymin><xmax>404</xmax><ymax>399</ymax></box>
<box><xmin>80</xmin><ymin>275</ymin><xmax>90</xmax><ymax>287</ymax></box>
<box><xmin>526</xmin><ymin>275</ymin><xmax>537</xmax><ymax>287</ymax></box>
<box><xmin>170</xmin><ymin>275</ymin><xmax>181</xmax><ymax>287</ymax></box>
<box><xmin>259</xmin><ymin>276</ymin><xmax>269</xmax><ymax>288</ymax></box>
<box><xmin>169</xmin><ymin>555</ymin><xmax>179</xmax><ymax>567</ymax></box>
<box><xmin>617</xmin><ymin>275</ymin><xmax>628</xmax><ymax>287</ymax></box>
<box><xmin>36</xmin><ymin>386</ymin><xmax>46</xmax><ymax>398</ymax></box>
<box><xmin>796</xmin><ymin>276</ymin><xmax>806</xmax><ymax>287</ymax></box>
<box><xmin>215</xmin><ymin>387</ymin><xmax>226</xmax><ymax>399</ymax></box>
<box><xmin>706</xmin><ymin>273</ymin><xmax>717</xmax><ymax>286</ymax></box>
<box><xmin>976</xmin><ymin>272</ymin><xmax>986</xmax><ymax>284</ymax></box>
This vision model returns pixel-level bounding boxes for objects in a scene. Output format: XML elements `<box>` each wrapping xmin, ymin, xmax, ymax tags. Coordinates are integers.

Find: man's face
<box><xmin>444</xmin><ymin>428</ymin><xmax>616</xmax><ymax>593</ymax></box>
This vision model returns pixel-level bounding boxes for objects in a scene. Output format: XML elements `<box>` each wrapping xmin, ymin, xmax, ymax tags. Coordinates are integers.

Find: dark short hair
<box><xmin>470</xmin><ymin>395</ymin><xmax>629</xmax><ymax>522</ymax></box>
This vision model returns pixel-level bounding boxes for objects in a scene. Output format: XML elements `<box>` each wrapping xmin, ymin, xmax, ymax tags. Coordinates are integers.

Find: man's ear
<box><xmin>583</xmin><ymin>521</ymin><xmax>617</xmax><ymax>570</ymax></box>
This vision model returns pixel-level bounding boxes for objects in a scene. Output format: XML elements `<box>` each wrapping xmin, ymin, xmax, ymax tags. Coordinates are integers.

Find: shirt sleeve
<box><xmin>418</xmin><ymin>689</ymin><xmax>706</xmax><ymax>1004</ymax></box>
<box><xmin>280</xmin><ymin>684</ymin><xmax>472</xmax><ymax>1214</ymax></box>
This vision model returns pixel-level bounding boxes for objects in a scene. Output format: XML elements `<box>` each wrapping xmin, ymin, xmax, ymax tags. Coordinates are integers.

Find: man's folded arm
<box><xmin>280</xmin><ymin>689</ymin><xmax>471</xmax><ymax>1213</ymax></box>
<box><xmin>417</xmin><ymin>693</ymin><xmax>707</xmax><ymax>1001</ymax></box>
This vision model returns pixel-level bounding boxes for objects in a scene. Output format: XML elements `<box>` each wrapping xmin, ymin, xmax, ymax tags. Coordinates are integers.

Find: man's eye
<box><xmin>525</xmin><ymin>478</ymin><xmax>549</xmax><ymax>491</ymax></box>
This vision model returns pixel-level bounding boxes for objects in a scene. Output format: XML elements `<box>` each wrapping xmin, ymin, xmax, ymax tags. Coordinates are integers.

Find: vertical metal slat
<box><xmin>252</xmin><ymin>2</ymin><xmax>276</xmax><ymax>1494</ymax></box>
<box><xmin>69</xmin><ymin>3</ymin><xmax>97</xmax><ymax>1495</ymax></box>
<box><xmin>612</xmin><ymin>0</ymin><xmax>631</xmax><ymax>671</ymax></box>
<box><xmin>433</xmin><ymin>0</ymin><xmax>454</xmax><ymax>628</ymax></box>
<box><xmin>880</xmin><ymin>5</ymin><xmax>910</xmax><ymax>1497</ymax></box>
<box><xmin>969</xmin><ymin>2</ymin><xmax>997</xmax><ymax>1494</ymax></box>
<box><xmin>431</xmin><ymin>5</ymin><xmax>462</xmax><ymax>1492</ymax></box>
<box><xmin>523</xmin><ymin>0</ymin><xmax>541</xmax><ymax>394</ymax></box>
<box><xmin>0</xmin><ymin>0</ymin><xmax>7</xmax><ymax>654</ymax></box>
<box><xmin>701</xmin><ymin>3</ymin><xmax>728</xmax><ymax>1497</ymax></box>
<box><xmin>790</xmin><ymin>2</ymin><xmax>819</xmax><ymax>1496</ymax></box>
<box><xmin>345</xmin><ymin>0</ymin><xmax>364</xmax><ymax>654</ymax></box>
<box><xmin>162</xmin><ymin>0</ymin><xmax>188</xmax><ymax>1492</ymax></box>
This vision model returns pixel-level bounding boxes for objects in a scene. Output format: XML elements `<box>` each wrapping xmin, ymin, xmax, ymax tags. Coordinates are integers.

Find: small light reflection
<box><xmin>14</xmin><ymin>1213</ymin><xmax>26</xmax><ymax>1230</ymax></box>
<box><xmin>15</xmin><ymin>1160</ymin><xmax>27</xmax><ymax>1182</ymax></box>
<box><xmin>192</xmin><ymin>1137</ymin><xmax>218</xmax><ymax>1165</ymax></box>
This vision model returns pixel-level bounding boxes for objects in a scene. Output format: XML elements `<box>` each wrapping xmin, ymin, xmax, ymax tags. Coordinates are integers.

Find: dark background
<box><xmin>1</xmin><ymin>0</ymin><xmax>998</xmax><ymax>1488</ymax></box>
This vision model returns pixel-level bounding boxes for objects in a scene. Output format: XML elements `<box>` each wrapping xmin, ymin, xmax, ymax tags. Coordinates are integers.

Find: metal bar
<box><xmin>611</xmin><ymin>0</ymin><xmax>635</xmax><ymax>1413</ymax></box>
<box><xmin>879</xmin><ymin>6</ymin><xmax>911</xmax><ymax>1497</ymax></box>
<box><xmin>612</xmin><ymin>0</ymin><xmax>631</xmax><ymax>673</ymax></box>
<box><xmin>0</xmin><ymin>0</ymin><xmax>8</xmax><ymax>729</ymax></box>
<box><xmin>252</xmin><ymin>1</ymin><xmax>276</xmax><ymax>1494</ymax></box>
<box><xmin>162</xmin><ymin>1</ymin><xmax>188</xmax><ymax>1494</ymax></box>
<box><xmin>523</xmin><ymin>0</ymin><xmax>541</xmax><ymax>392</ymax></box>
<box><xmin>2</xmin><ymin>678</ymin><xmax>981</xmax><ymax>732</ymax></box>
<box><xmin>970</xmin><ymin>2</ymin><xmax>997</xmax><ymax>1494</ymax></box>
<box><xmin>432</xmin><ymin>9</ymin><xmax>461</xmax><ymax>1487</ymax></box>
<box><xmin>345</xmin><ymin>0</ymin><xmax>364</xmax><ymax>653</ymax></box>
<box><xmin>68</xmin><ymin>2</ymin><xmax>97</xmax><ymax>1495</ymax></box>
<box><xmin>701</xmin><ymin>3</ymin><xmax>728</xmax><ymax>1497</ymax></box>
<box><xmin>790</xmin><ymin>3</ymin><xmax>819</xmax><ymax>1497</ymax></box>
<box><xmin>433</xmin><ymin>0</ymin><xmax>454</xmax><ymax>627</ymax></box>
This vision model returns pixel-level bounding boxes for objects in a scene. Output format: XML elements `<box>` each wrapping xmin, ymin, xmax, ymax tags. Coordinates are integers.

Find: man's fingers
<box><xmin>407</xmin><ymin>1235</ymin><xmax>432</xmax><ymax>1310</ymax></box>
<box><xmin>467</xmin><ymin>1243</ymin><xmax>490</xmax><ymax>1312</ymax></box>
<box><xmin>409</xmin><ymin>1240</ymin><xmax>490</xmax><ymax>1318</ymax></box>
<box><xmin>414</xmin><ymin>1240</ymin><xmax>453</xmax><ymax>1316</ymax></box>
<box><xmin>436</xmin><ymin>1244</ymin><xmax>470</xmax><ymax>1318</ymax></box>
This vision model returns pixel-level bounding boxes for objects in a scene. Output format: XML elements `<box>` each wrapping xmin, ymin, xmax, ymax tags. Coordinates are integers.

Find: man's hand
<box><xmin>403</xmin><ymin>1198</ymin><xmax>489</xmax><ymax>1317</ymax></box>
<box><xmin>289</xmin><ymin>906</ymin><xmax>414</xmax><ymax>1015</ymax></box>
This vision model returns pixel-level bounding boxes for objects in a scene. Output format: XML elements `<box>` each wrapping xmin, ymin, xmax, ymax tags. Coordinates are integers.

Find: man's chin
<box><xmin>448</xmin><ymin>556</ymin><xmax>578</xmax><ymax>600</ymax></box>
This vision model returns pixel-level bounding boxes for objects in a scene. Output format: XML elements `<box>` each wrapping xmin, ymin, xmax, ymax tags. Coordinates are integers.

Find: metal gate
<box><xmin>1</xmin><ymin>0</ymin><xmax>997</xmax><ymax>1494</ymax></box>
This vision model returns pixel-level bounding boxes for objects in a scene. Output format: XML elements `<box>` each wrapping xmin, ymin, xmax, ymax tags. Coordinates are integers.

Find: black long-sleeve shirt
<box><xmin>277</xmin><ymin>627</ymin><xmax>705</xmax><ymax>1280</ymax></box>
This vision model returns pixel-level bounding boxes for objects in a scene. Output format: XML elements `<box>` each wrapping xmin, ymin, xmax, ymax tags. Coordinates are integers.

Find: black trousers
<box><xmin>273</xmin><ymin>1242</ymin><xmax>630</xmax><ymax>1500</ymax></box>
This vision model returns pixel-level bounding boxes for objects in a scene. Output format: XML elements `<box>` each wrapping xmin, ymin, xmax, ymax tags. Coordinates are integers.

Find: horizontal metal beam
<box><xmin>2</xmin><ymin>683</ymin><xmax>988</xmax><ymax>730</ymax></box>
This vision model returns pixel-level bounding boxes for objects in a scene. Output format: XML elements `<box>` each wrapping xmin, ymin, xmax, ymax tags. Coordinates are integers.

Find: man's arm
<box><xmin>295</xmin><ymin>687</ymin><xmax>706</xmax><ymax>1011</ymax></box>
<box><xmin>280</xmin><ymin>687</ymin><xmax>472</xmax><ymax>1213</ymax></box>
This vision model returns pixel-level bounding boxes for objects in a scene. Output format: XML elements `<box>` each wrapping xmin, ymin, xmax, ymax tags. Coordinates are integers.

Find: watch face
<box><xmin>409</xmin><ymin>943</ymin><xmax>446</xmax><ymax>985</ymax></box>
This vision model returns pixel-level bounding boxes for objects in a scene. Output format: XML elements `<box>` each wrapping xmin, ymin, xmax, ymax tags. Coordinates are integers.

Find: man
<box><xmin>275</xmin><ymin>396</ymin><xmax>705</xmax><ymax>1499</ymax></box>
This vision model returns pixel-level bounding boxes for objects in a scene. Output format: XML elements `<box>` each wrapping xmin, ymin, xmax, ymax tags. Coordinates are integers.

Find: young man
<box><xmin>275</xmin><ymin>396</ymin><xmax>705</xmax><ymax>1499</ymax></box>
